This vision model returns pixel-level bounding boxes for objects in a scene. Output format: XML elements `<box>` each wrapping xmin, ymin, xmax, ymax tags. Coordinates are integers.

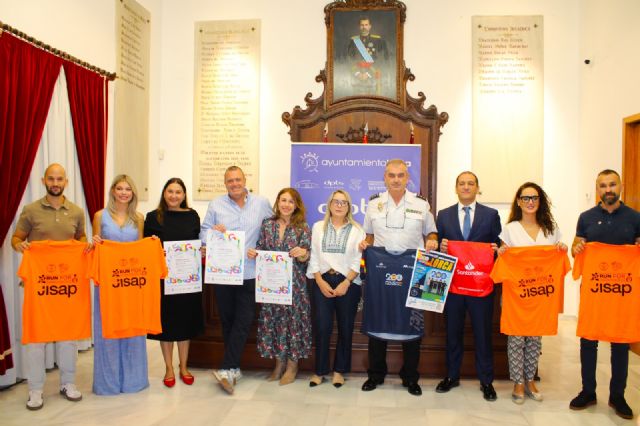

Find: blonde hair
<box><xmin>107</xmin><ymin>174</ymin><xmax>140</xmax><ymax>226</ymax></box>
<box><xmin>322</xmin><ymin>190</ymin><xmax>362</xmax><ymax>233</ymax></box>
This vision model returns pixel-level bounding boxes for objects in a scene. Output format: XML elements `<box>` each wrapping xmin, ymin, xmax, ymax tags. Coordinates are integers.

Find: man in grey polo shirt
<box><xmin>11</xmin><ymin>163</ymin><xmax>86</xmax><ymax>410</ymax></box>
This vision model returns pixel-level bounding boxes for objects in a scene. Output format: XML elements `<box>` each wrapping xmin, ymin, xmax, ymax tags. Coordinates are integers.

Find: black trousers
<box><xmin>367</xmin><ymin>336</ymin><xmax>420</xmax><ymax>383</ymax></box>
<box><xmin>312</xmin><ymin>272</ymin><xmax>361</xmax><ymax>375</ymax></box>
<box><xmin>214</xmin><ymin>279</ymin><xmax>256</xmax><ymax>370</ymax></box>
<box><xmin>580</xmin><ymin>338</ymin><xmax>629</xmax><ymax>397</ymax></box>
<box><xmin>444</xmin><ymin>291</ymin><xmax>495</xmax><ymax>384</ymax></box>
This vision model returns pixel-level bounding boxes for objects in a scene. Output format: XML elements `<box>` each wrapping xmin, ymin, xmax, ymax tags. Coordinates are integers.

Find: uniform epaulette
<box><xmin>369</xmin><ymin>193</ymin><xmax>381</xmax><ymax>201</ymax></box>
<box><xmin>415</xmin><ymin>194</ymin><xmax>427</xmax><ymax>201</ymax></box>
<box><xmin>371</xmin><ymin>34</ymin><xmax>381</xmax><ymax>39</ymax></box>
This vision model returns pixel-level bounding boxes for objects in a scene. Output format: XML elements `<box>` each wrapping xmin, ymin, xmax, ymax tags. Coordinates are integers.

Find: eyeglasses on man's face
<box><xmin>331</xmin><ymin>199</ymin><xmax>349</xmax><ymax>207</ymax></box>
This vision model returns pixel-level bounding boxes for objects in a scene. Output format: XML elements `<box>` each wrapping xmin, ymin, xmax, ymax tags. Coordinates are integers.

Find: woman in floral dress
<box><xmin>252</xmin><ymin>187</ymin><xmax>311</xmax><ymax>385</ymax></box>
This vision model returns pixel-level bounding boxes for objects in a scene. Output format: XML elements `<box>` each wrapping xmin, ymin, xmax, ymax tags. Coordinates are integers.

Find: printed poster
<box><xmin>406</xmin><ymin>249</ymin><xmax>458</xmax><ymax>313</ymax></box>
<box><xmin>205</xmin><ymin>230</ymin><xmax>245</xmax><ymax>285</ymax></box>
<box><xmin>255</xmin><ymin>250</ymin><xmax>293</xmax><ymax>305</ymax></box>
<box><xmin>163</xmin><ymin>240</ymin><xmax>202</xmax><ymax>295</ymax></box>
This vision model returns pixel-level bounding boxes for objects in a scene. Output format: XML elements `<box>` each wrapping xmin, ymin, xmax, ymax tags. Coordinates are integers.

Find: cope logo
<box><xmin>112</xmin><ymin>259</ymin><xmax>148</xmax><ymax>289</ymax></box>
<box><xmin>518</xmin><ymin>275</ymin><xmax>555</xmax><ymax>298</ymax></box>
<box><xmin>36</xmin><ymin>263</ymin><xmax>79</xmax><ymax>298</ymax></box>
<box><xmin>384</xmin><ymin>273</ymin><xmax>403</xmax><ymax>286</ymax></box>
<box><xmin>300</xmin><ymin>152</ymin><xmax>319</xmax><ymax>173</ymax></box>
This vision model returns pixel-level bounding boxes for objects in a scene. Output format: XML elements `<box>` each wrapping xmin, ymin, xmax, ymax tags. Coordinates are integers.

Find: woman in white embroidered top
<box><xmin>306</xmin><ymin>190</ymin><xmax>366</xmax><ymax>388</ymax></box>
<box><xmin>498</xmin><ymin>182</ymin><xmax>567</xmax><ymax>405</ymax></box>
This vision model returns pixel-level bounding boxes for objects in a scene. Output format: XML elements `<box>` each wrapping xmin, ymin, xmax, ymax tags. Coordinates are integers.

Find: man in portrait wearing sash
<box><xmin>347</xmin><ymin>16</ymin><xmax>389</xmax><ymax>96</ymax></box>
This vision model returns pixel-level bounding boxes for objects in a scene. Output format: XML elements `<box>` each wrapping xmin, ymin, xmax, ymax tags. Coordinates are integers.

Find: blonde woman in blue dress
<box><xmin>92</xmin><ymin>175</ymin><xmax>147</xmax><ymax>395</ymax></box>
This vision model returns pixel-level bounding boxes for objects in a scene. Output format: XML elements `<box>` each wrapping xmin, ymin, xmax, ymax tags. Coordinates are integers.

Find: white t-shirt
<box><xmin>499</xmin><ymin>221</ymin><xmax>562</xmax><ymax>247</ymax></box>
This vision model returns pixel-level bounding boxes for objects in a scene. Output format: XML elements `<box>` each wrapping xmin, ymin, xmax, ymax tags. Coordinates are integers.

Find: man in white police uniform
<box><xmin>360</xmin><ymin>159</ymin><xmax>438</xmax><ymax>396</ymax></box>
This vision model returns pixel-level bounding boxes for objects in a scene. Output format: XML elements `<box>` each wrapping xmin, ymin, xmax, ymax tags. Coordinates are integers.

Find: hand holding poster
<box><xmin>163</xmin><ymin>240</ymin><xmax>202</xmax><ymax>295</ymax></box>
<box><xmin>255</xmin><ymin>250</ymin><xmax>292</xmax><ymax>305</ymax></box>
<box><xmin>205</xmin><ymin>230</ymin><xmax>245</xmax><ymax>285</ymax></box>
<box><xmin>405</xmin><ymin>249</ymin><xmax>458</xmax><ymax>313</ymax></box>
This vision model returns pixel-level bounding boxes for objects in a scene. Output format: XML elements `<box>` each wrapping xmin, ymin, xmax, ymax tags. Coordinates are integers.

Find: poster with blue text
<box><xmin>290</xmin><ymin>143</ymin><xmax>422</xmax><ymax>226</ymax></box>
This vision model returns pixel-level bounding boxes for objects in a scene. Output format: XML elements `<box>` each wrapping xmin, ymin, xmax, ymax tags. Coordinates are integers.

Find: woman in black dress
<box><xmin>145</xmin><ymin>178</ymin><xmax>203</xmax><ymax>387</ymax></box>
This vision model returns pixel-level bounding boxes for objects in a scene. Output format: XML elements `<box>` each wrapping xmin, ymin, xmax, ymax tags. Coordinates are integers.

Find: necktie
<box><xmin>462</xmin><ymin>206</ymin><xmax>471</xmax><ymax>240</ymax></box>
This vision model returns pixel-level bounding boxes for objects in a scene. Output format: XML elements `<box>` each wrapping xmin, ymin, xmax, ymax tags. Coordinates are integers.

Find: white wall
<box><xmin>2</xmin><ymin>0</ymin><xmax>639</xmax><ymax>315</ymax></box>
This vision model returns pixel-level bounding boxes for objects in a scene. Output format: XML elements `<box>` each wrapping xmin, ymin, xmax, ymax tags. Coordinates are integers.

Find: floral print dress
<box><xmin>256</xmin><ymin>217</ymin><xmax>312</xmax><ymax>361</ymax></box>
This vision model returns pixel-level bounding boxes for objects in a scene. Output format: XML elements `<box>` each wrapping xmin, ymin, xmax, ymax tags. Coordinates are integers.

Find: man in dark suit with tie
<box><xmin>434</xmin><ymin>171</ymin><xmax>501</xmax><ymax>401</ymax></box>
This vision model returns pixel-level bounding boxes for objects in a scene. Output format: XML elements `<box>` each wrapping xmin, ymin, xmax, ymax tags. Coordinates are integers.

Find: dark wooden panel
<box><xmin>190</xmin><ymin>279</ymin><xmax>509</xmax><ymax>378</ymax></box>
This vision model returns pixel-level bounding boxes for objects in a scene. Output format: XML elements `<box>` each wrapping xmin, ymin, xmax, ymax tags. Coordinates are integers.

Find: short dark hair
<box><xmin>597</xmin><ymin>169</ymin><xmax>620</xmax><ymax>180</ymax></box>
<box><xmin>359</xmin><ymin>16</ymin><xmax>371</xmax><ymax>24</ymax></box>
<box><xmin>455</xmin><ymin>171</ymin><xmax>479</xmax><ymax>186</ymax></box>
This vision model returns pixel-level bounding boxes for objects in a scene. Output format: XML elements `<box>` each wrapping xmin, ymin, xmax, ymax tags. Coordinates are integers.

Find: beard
<box><xmin>602</xmin><ymin>192</ymin><xmax>620</xmax><ymax>205</ymax></box>
<box><xmin>45</xmin><ymin>185</ymin><xmax>64</xmax><ymax>197</ymax></box>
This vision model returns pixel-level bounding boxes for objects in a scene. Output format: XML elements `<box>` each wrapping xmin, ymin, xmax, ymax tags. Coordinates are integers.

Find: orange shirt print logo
<box><xmin>36</xmin><ymin>263</ymin><xmax>80</xmax><ymax>298</ymax></box>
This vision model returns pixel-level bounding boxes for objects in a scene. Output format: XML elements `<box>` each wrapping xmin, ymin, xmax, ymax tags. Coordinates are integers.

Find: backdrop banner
<box><xmin>290</xmin><ymin>143</ymin><xmax>421</xmax><ymax>226</ymax></box>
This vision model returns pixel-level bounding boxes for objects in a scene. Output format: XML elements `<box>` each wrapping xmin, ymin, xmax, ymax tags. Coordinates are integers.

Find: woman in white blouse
<box><xmin>499</xmin><ymin>182</ymin><xmax>567</xmax><ymax>404</ymax></box>
<box><xmin>307</xmin><ymin>190</ymin><xmax>366</xmax><ymax>388</ymax></box>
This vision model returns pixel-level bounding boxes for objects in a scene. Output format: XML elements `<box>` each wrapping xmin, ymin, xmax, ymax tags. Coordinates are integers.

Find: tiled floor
<box><xmin>1</xmin><ymin>318</ymin><xmax>639</xmax><ymax>425</ymax></box>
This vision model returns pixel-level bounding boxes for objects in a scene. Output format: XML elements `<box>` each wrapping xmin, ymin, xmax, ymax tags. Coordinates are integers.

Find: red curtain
<box><xmin>63</xmin><ymin>62</ymin><xmax>108</xmax><ymax>223</ymax></box>
<box><xmin>0</xmin><ymin>33</ymin><xmax>62</xmax><ymax>245</ymax></box>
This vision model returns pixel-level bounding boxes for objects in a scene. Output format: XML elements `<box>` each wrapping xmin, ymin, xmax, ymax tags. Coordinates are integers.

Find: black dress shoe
<box><xmin>404</xmin><ymin>382</ymin><xmax>422</xmax><ymax>396</ymax></box>
<box><xmin>608</xmin><ymin>395</ymin><xmax>633</xmax><ymax>419</ymax></box>
<box><xmin>361</xmin><ymin>378</ymin><xmax>383</xmax><ymax>392</ymax></box>
<box><xmin>569</xmin><ymin>390</ymin><xmax>597</xmax><ymax>410</ymax></box>
<box><xmin>435</xmin><ymin>377</ymin><xmax>460</xmax><ymax>393</ymax></box>
<box><xmin>480</xmin><ymin>383</ymin><xmax>497</xmax><ymax>401</ymax></box>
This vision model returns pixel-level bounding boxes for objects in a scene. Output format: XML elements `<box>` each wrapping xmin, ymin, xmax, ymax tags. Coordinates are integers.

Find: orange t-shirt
<box><xmin>18</xmin><ymin>240</ymin><xmax>91</xmax><ymax>344</ymax></box>
<box><xmin>91</xmin><ymin>238</ymin><xmax>167</xmax><ymax>338</ymax></box>
<box><xmin>490</xmin><ymin>246</ymin><xmax>570</xmax><ymax>336</ymax></box>
<box><xmin>572</xmin><ymin>242</ymin><xmax>640</xmax><ymax>343</ymax></box>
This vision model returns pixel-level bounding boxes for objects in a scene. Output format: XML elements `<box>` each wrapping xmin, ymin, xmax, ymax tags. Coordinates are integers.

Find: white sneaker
<box><xmin>232</xmin><ymin>368</ymin><xmax>243</xmax><ymax>383</ymax></box>
<box><xmin>213</xmin><ymin>369</ymin><xmax>234</xmax><ymax>394</ymax></box>
<box><xmin>26</xmin><ymin>390</ymin><xmax>43</xmax><ymax>410</ymax></box>
<box><xmin>60</xmin><ymin>383</ymin><xmax>82</xmax><ymax>402</ymax></box>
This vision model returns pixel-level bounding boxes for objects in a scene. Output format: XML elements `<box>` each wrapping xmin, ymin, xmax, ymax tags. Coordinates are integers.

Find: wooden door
<box><xmin>623</xmin><ymin>113</ymin><xmax>640</xmax><ymax>210</ymax></box>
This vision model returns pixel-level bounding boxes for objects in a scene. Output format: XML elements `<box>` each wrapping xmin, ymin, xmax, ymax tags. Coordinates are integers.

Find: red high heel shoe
<box><xmin>163</xmin><ymin>376</ymin><xmax>176</xmax><ymax>388</ymax></box>
<box><xmin>180</xmin><ymin>372</ymin><xmax>195</xmax><ymax>385</ymax></box>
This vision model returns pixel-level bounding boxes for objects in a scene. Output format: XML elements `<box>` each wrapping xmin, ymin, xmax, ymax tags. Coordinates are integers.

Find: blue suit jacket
<box><xmin>435</xmin><ymin>203</ymin><xmax>501</xmax><ymax>245</ymax></box>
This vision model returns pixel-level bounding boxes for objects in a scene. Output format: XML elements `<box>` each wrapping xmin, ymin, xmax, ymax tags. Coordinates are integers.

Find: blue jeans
<box><xmin>312</xmin><ymin>272</ymin><xmax>361</xmax><ymax>375</ymax></box>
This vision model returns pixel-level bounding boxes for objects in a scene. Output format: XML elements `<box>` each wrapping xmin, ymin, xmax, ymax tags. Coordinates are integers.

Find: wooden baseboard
<box><xmin>631</xmin><ymin>342</ymin><xmax>640</xmax><ymax>356</ymax></box>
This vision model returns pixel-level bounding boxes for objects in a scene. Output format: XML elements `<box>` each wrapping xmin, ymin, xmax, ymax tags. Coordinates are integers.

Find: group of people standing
<box><xmin>9</xmin><ymin>161</ymin><xmax>640</xmax><ymax>422</ymax></box>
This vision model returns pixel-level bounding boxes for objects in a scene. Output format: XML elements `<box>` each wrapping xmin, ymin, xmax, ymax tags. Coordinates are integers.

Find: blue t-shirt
<box><xmin>360</xmin><ymin>246</ymin><xmax>424</xmax><ymax>341</ymax></box>
<box><xmin>576</xmin><ymin>202</ymin><xmax>640</xmax><ymax>245</ymax></box>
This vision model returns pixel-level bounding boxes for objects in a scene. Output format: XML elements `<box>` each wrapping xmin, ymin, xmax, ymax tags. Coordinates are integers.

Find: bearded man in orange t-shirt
<box><xmin>569</xmin><ymin>169</ymin><xmax>640</xmax><ymax>420</ymax></box>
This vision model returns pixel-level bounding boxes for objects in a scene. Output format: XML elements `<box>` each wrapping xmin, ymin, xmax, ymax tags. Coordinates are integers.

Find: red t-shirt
<box><xmin>573</xmin><ymin>242</ymin><xmax>640</xmax><ymax>343</ymax></box>
<box><xmin>491</xmin><ymin>246</ymin><xmax>570</xmax><ymax>336</ymax></box>
<box><xmin>447</xmin><ymin>241</ymin><xmax>495</xmax><ymax>297</ymax></box>
<box><xmin>90</xmin><ymin>238</ymin><xmax>167</xmax><ymax>338</ymax></box>
<box><xmin>18</xmin><ymin>240</ymin><xmax>91</xmax><ymax>344</ymax></box>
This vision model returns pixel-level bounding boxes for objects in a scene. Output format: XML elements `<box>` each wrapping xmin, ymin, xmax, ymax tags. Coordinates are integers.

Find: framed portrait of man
<box><xmin>327</xmin><ymin>5</ymin><xmax>403</xmax><ymax>106</ymax></box>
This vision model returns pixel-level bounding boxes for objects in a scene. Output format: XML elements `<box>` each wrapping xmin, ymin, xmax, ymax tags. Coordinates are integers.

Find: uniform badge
<box><xmin>368</xmin><ymin>42</ymin><xmax>373</xmax><ymax>48</ymax></box>
<box><xmin>378</xmin><ymin>202</ymin><xmax>383</xmax><ymax>212</ymax></box>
